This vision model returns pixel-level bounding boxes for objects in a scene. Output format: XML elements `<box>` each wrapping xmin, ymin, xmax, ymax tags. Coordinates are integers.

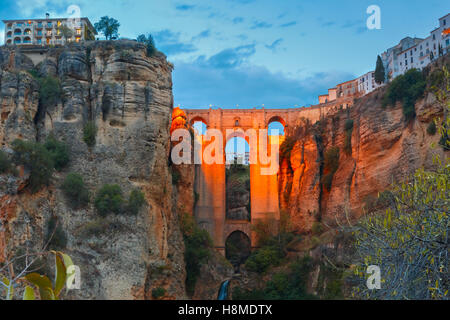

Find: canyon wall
<box><xmin>279</xmin><ymin>57</ymin><xmax>449</xmax><ymax>233</ymax></box>
<box><xmin>0</xmin><ymin>41</ymin><xmax>187</xmax><ymax>299</ymax></box>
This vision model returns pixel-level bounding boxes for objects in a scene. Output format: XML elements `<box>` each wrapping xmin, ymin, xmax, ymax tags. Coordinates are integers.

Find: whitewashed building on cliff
<box><xmin>383</xmin><ymin>13</ymin><xmax>450</xmax><ymax>80</ymax></box>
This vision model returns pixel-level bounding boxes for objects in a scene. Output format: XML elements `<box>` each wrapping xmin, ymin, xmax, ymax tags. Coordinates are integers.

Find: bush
<box><xmin>427</xmin><ymin>121</ymin><xmax>437</xmax><ymax>135</ymax></box>
<box><xmin>45</xmin><ymin>215</ymin><xmax>67</xmax><ymax>250</ymax></box>
<box><xmin>137</xmin><ymin>34</ymin><xmax>156</xmax><ymax>57</ymax></box>
<box><xmin>94</xmin><ymin>184</ymin><xmax>124</xmax><ymax>216</ymax></box>
<box><xmin>38</xmin><ymin>76</ymin><xmax>62</xmax><ymax>107</ymax></box>
<box><xmin>311</xmin><ymin>221</ymin><xmax>324</xmax><ymax>235</ymax></box>
<box><xmin>321</xmin><ymin>146</ymin><xmax>340</xmax><ymax>192</ymax></box>
<box><xmin>127</xmin><ymin>189</ymin><xmax>146</xmax><ymax>215</ymax></box>
<box><xmin>180</xmin><ymin>213</ymin><xmax>213</xmax><ymax>296</ymax></box>
<box><xmin>245</xmin><ymin>246</ymin><xmax>283</xmax><ymax>274</ymax></box>
<box><xmin>382</xmin><ymin>69</ymin><xmax>426</xmax><ymax>121</ymax></box>
<box><xmin>12</xmin><ymin>139</ymin><xmax>54</xmax><ymax>193</ymax></box>
<box><xmin>352</xmin><ymin>159</ymin><xmax>449</xmax><ymax>299</ymax></box>
<box><xmin>235</xmin><ymin>257</ymin><xmax>317</xmax><ymax>300</ymax></box>
<box><xmin>344</xmin><ymin>119</ymin><xmax>354</xmax><ymax>155</ymax></box>
<box><xmin>151</xmin><ymin>287</ymin><xmax>166</xmax><ymax>299</ymax></box>
<box><xmin>61</xmin><ymin>173</ymin><xmax>90</xmax><ymax>208</ymax></box>
<box><xmin>83</xmin><ymin>121</ymin><xmax>97</xmax><ymax>147</ymax></box>
<box><xmin>0</xmin><ymin>150</ymin><xmax>12</xmax><ymax>174</ymax></box>
<box><xmin>44</xmin><ymin>135</ymin><xmax>70</xmax><ymax>171</ymax></box>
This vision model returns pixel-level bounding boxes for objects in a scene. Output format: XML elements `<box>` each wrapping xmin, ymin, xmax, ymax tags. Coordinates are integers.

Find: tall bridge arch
<box><xmin>185</xmin><ymin>107</ymin><xmax>324</xmax><ymax>253</ymax></box>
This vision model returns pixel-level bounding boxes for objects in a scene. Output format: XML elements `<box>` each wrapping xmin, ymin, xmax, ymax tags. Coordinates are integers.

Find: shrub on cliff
<box><xmin>127</xmin><ymin>189</ymin><xmax>146</xmax><ymax>215</ymax></box>
<box><xmin>245</xmin><ymin>246</ymin><xmax>283</xmax><ymax>274</ymax></box>
<box><xmin>44</xmin><ymin>135</ymin><xmax>70</xmax><ymax>171</ymax></box>
<box><xmin>180</xmin><ymin>212</ymin><xmax>213</xmax><ymax>296</ymax></box>
<box><xmin>11</xmin><ymin>139</ymin><xmax>54</xmax><ymax>193</ymax></box>
<box><xmin>321</xmin><ymin>146</ymin><xmax>340</xmax><ymax>192</ymax></box>
<box><xmin>427</xmin><ymin>121</ymin><xmax>437</xmax><ymax>135</ymax></box>
<box><xmin>38</xmin><ymin>76</ymin><xmax>62</xmax><ymax>107</ymax></box>
<box><xmin>382</xmin><ymin>69</ymin><xmax>426</xmax><ymax>121</ymax></box>
<box><xmin>83</xmin><ymin>121</ymin><xmax>97</xmax><ymax>147</ymax></box>
<box><xmin>236</xmin><ymin>257</ymin><xmax>317</xmax><ymax>300</ymax></box>
<box><xmin>61</xmin><ymin>173</ymin><xmax>90</xmax><ymax>208</ymax></box>
<box><xmin>344</xmin><ymin>119</ymin><xmax>354</xmax><ymax>155</ymax></box>
<box><xmin>0</xmin><ymin>150</ymin><xmax>12</xmax><ymax>174</ymax></box>
<box><xmin>137</xmin><ymin>34</ymin><xmax>156</xmax><ymax>57</ymax></box>
<box><xmin>94</xmin><ymin>184</ymin><xmax>124</xmax><ymax>216</ymax></box>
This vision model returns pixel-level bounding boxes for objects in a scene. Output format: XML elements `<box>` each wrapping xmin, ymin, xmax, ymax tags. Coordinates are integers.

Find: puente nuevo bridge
<box><xmin>183</xmin><ymin>105</ymin><xmax>336</xmax><ymax>254</ymax></box>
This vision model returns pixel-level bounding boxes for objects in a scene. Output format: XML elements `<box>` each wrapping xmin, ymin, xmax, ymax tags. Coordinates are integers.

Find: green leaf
<box><xmin>40</xmin><ymin>287</ymin><xmax>56</xmax><ymax>300</ymax></box>
<box><xmin>54</xmin><ymin>253</ymin><xmax>67</xmax><ymax>297</ymax></box>
<box><xmin>23</xmin><ymin>286</ymin><xmax>36</xmax><ymax>300</ymax></box>
<box><xmin>25</xmin><ymin>273</ymin><xmax>52</xmax><ymax>289</ymax></box>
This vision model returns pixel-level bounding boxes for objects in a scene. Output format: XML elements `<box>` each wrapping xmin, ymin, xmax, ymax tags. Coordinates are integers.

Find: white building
<box><xmin>357</xmin><ymin>71</ymin><xmax>382</xmax><ymax>95</ymax></box>
<box><xmin>382</xmin><ymin>13</ymin><xmax>450</xmax><ymax>81</ymax></box>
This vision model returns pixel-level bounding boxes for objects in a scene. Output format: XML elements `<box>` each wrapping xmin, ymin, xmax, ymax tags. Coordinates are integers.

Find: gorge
<box><xmin>0</xmin><ymin>41</ymin><xmax>448</xmax><ymax>300</ymax></box>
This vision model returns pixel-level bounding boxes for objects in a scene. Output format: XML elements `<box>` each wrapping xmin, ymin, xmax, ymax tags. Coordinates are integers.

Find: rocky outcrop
<box><xmin>279</xmin><ymin>57</ymin><xmax>449</xmax><ymax>233</ymax></box>
<box><xmin>0</xmin><ymin>41</ymin><xmax>187</xmax><ymax>299</ymax></box>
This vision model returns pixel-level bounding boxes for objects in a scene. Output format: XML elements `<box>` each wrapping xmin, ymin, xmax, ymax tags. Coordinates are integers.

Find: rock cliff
<box><xmin>0</xmin><ymin>41</ymin><xmax>186</xmax><ymax>299</ymax></box>
<box><xmin>279</xmin><ymin>57</ymin><xmax>449</xmax><ymax>233</ymax></box>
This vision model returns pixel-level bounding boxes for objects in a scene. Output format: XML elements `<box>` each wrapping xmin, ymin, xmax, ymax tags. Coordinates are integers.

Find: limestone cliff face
<box><xmin>279</xmin><ymin>61</ymin><xmax>449</xmax><ymax>233</ymax></box>
<box><xmin>0</xmin><ymin>41</ymin><xmax>186</xmax><ymax>299</ymax></box>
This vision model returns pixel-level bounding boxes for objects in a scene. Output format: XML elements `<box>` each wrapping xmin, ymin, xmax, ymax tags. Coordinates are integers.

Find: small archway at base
<box><xmin>225</xmin><ymin>231</ymin><xmax>251</xmax><ymax>269</ymax></box>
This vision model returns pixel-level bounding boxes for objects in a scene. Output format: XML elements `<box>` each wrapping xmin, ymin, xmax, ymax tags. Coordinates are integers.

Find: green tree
<box><xmin>0</xmin><ymin>150</ymin><xmax>12</xmax><ymax>173</ymax></box>
<box><xmin>94</xmin><ymin>184</ymin><xmax>124</xmax><ymax>216</ymax></box>
<box><xmin>61</xmin><ymin>173</ymin><xmax>90</xmax><ymax>208</ymax></box>
<box><xmin>352</xmin><ymin>159</ymin><xmax>449</xmax><ymax>300</ymax></box>
<box><xmin>180</xmin><ymin>212</ymin><xmax>213</xmax><ymax>296</ymax></box>
<box><xmin>137</xmin><ymin>33</ymin><xmax>156</xmax><ymax>57</ymax></box>
<box><xmin>127</xmin><ymin>189</ymin><xmax>146</xmax><ymax>215</ymax></box>
<box><xmin>38</xmin><ymin>76</ymin><xmax>62</xmax><ymax>107</ymax></box>
<box><xmin>11</xmin><ymin>139</ymin><xmax>54</xmax><ymax>193</ymax></box>
<box><xmin>375</xmin><ymin>55</ymin><xmax>385</xmax><ymax>84</ymax></box>
<box><xmin>94</xmin><ymin>16</ymin><xmax>120</xmax><ymax>40</ymax></box>
<box><xmin>44</xmin><ymin>135</ymin><xmax>70</xmax><ymax>171</ymax></box>
<box><xmin>83</xmin><ymin>121</ymin><xmax>97</xmax><ymax>147</ymax></box>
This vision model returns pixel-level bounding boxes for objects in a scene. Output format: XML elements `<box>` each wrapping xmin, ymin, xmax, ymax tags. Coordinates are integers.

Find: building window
<box><xmin>444</xmin><ymin>19</ymin><xmax>446</xmax><ymax>26</ymax></box>
<box><xmin>405</xmin><ymin>60</ymin><xmax>408</xmax><ymax>66</ymax></box>
<box><xmin>411</xmin><ymin>57</ymin><xmax>413</xmax><ymax>63</ymax></box>
<box><xmin>433</xmin><ymin>34</ymin><xmax>436</xmax><ymax>40</ymax></box>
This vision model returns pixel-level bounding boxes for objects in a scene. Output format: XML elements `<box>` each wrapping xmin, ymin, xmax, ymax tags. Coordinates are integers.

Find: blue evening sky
<box><xmin>1</xmin><ymin>0</ymin><xmax>448</xmax><ymax>108</ymax></box>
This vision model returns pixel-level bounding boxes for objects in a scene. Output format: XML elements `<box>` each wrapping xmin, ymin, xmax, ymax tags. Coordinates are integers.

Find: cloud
<box><xmin>250</xmin><ymin>21</ymin><xmax>272</xmax><ymax>29</ymax></box>
<box><xmin>232</xmin><ymin>17</ymin><xmax>244</xmax><ymax>24</ymax></box>
<box><xmin>153</xmin><ymin>29</ymin><xmax>197</xmax><ymax>56</ymax></box>
<box><xmin>173</xmin><ymin>45</ymin><xmax>354</xmax><ymax>108</ymax></box>
<box><xmin>196</xmin><ymin>44</ymin><xmax>256</xmax><ymax>69</ymax></box>
<box><xmin>192</xmin><ymin>29</ymin><xmax>211</xmax><ymax>41</ymax></box>
<box><xmin>265</xmin><ymin>38</ymin><xmax>283</xmax><ymax>52</ymax></box>
<box><xmin>175</xmin><ymin>4</ymin><xmax>196</xmax><ymax>11</ymax></box>
<box><xmin>280</xmin><ymin>21</ymin><xmax>297</xmax><ymax>28</ymax></box>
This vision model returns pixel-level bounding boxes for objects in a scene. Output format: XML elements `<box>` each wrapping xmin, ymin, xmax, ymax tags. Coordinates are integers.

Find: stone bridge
<box><xmin>184</xmin><ymin>106</ymin><xmax>328</xmax><ymax>254</ymax></box>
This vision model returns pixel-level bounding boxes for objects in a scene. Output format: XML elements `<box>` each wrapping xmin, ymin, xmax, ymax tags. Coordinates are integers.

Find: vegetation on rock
<box><xmin>180</xmin><ymin>212</ymin><xmax>213</xmax><ymax>296</ymax></box>
<box><xmin>83</xmin><ymin>121</ymin><xmax>97</xmax><ymax>147</ymax></box>
<box><xmin>321</xmin><ymin>146</ymin><xmax>340</xmax><ymax>192</ymax></box>
<box><xmin>61</xmin><ymin>173</ymin><xmax>90</xmax><ymax>208</ymax></box>
<box><xmin>382</xmin><ymin>68</ymin><xmax>426</xmax><ymax>121</ymax></box>
<box><xmin>94</xmin><ymin>184</ymin><xmax>124</xmax><ymax>216</ymax></box>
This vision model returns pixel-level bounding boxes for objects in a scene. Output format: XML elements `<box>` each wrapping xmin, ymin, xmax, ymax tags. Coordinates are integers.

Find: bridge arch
<box><xmin>225</xmin><ymin>230</ymin><xmax>251</xmax><ymax>267</ymax></box>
